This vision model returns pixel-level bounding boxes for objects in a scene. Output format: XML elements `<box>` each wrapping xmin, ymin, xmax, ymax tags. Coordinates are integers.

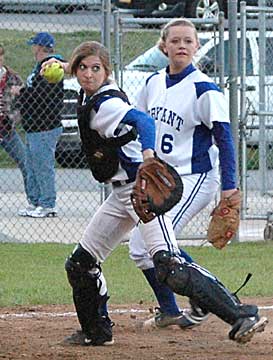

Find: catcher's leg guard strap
<box><xmin>153</xmin><ymin>250</ymin><xmax>258</xmax><ymax>325</ymax></box>
<box><xmin>65</xmin><ymin>244</ymin><xmax>110</xmax><ymax>338</ymax></box>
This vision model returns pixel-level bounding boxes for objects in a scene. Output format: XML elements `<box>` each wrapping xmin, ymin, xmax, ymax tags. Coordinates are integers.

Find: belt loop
<box><xmin>112</xmin><ymin>178</ymin><xmax>135</xmax><ymax>188</ymax></box>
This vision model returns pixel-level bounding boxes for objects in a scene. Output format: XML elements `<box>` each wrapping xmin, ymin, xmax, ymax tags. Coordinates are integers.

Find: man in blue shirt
<box><xmin>18</xmin><ymin>32</ymin><xmax>64</xmax><ymax>218</ymax></box>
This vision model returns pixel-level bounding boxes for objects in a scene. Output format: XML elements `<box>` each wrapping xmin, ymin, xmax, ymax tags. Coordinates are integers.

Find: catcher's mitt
<box><xmin>207</xmin><ymin>189</ymin><xmax>241</xmax><ymax>249</ymax></box>
<box><xmin>131</xmin><ymin>157</ymin><xmax>183</xmax><ymax>223</ymax></box>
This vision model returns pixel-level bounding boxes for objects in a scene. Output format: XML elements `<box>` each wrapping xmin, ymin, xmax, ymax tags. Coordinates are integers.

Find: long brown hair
<box><xmin>70</xmin><ymin>41</ymin><xmax>112</xmax><ymax>77</ymax></box>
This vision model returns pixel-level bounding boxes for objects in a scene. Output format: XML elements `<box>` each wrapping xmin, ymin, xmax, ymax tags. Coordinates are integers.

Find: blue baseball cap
<box><xmin>27</xmin><ymin>32</ymin><xmax>55</xmax><ymax>48</ymax></box>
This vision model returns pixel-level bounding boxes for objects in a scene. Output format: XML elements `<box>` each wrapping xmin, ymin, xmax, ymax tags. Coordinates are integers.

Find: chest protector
<box><xmin>77</xmin><ymin>89</ymin><xmax>137</xmax><ymax>183</ymax></box>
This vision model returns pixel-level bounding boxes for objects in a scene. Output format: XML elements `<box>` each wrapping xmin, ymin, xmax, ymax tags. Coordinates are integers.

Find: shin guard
<box><xmin>153</xmin><ymin>250</ymin><xmax>258</xmax><ymax>325</ymax></box>
<box><xmin>65</xmin><ymin>244</ymin><xmax>113</xmax><ymax>344</ymax></box>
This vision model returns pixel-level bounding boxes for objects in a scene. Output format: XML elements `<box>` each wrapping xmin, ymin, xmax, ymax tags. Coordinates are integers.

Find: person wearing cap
<box><xmin>18</xmin><ymin>32</ymin><xmax>64</xmax><ymax>218</ymax></box>
<box><xmin>0</xmin><ymin>44</ymin><xmax>29</xmax><ymax>199</ymax></box>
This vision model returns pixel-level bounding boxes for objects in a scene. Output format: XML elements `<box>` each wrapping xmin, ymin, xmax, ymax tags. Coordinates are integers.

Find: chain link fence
<box><xmin>239</xmin><ymin>0</ymin><xmax>273</xmax><ymax>240</ymax></box>
<box><xmin>1</xmin><ymin>1</ymin><xmax>273</xmax><ymax>244</ymax></box>
<box><xmin>0</xmin><ymin>1</ymin><xmax>107</xmax><ymax>243</ymax></box>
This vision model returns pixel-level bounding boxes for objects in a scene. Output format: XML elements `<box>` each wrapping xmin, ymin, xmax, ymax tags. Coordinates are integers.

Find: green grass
<box><xmin>1</xmin><ymin>29</ymin><xmax>101</xmax><ymax>80</ymax></box>
<box><xmin>0</xmin><ymin>29</ymin><xmax>159</xmax><ymax>80</ymax></box>
<box><xmin>0</xmin><ymin>242</ymin><xmax>272</xmax><ymax>307</ymax></box>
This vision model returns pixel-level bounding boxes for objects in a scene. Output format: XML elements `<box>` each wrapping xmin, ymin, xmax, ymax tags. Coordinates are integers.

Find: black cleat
<box><xmin>62</xmin><ymin>329</ymin><xmax>114</xmax><ymax>346</ymax></box>
<box><xmin>229</xmin><ymin>315</ymin><xmax>268</xmax><ymax>344</ymax></box>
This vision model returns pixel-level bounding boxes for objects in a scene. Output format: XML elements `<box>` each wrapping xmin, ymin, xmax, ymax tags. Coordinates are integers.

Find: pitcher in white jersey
<box><xmin>41</xmin><ymin>38</ymin><xmax>267</xmax><ymax>346</ymax></box>
<box><xmin>128</xmin><ymin>18</ymin><xmax>268</xmax><ymax>338</ymax></box>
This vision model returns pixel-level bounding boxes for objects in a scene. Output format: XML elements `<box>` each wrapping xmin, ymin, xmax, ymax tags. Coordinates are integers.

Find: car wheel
<box><xmin>186</xmin><ymin>0</ymin><xmax>226</xmax><ymax>20</ymax></box>
<box><xmin>264</xmin><ymin>224</ymin><xmax>273</xmax><ymax>241</ymax></box>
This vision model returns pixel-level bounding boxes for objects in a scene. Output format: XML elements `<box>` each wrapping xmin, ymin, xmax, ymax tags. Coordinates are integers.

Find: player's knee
<box><xmin>153</xmin><ymin>250</ymin><xmax>182</xmax><ymax>284</ymax></box>
<box><xmin>65</xmin><ymin>244</ymin><xmax>97</xmax><ymax>288</ymax></box>
<box><xmin>153</xmin><ymin>250</ymin><xmax>190</xmax><ymax>295</ymax></box>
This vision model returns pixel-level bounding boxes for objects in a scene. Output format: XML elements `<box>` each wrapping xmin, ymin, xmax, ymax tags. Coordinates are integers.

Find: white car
<box><xmin>120</xmin><ymin>31</ymin><xmax>230</xmax><ymax>104</ymax></box>
<box><xmin>121</xmin><ymin>31</ymin><xmax>257</xmax><ymax>102</ymax></box>
<box><xmin>57</xmin><ymin>30</ymin><xmax>271</xmax><ymax>167</ymax></box>
<box><xmin>55</xmin><ymin>78</ymin><xmax>82</xmax><ymax>167</ymax></box>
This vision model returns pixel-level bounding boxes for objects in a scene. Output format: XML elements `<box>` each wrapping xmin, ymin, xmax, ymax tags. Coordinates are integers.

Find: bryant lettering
<box><xmin>148</xmin><ymin>107</ymin><xmax>184</xmax><ymax>131</ymax></box>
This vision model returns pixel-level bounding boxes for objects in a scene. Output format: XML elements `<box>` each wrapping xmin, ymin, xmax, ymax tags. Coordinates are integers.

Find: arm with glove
<box><xmin>207</xmin><ymin>189</ymin><xmax>241</xmax><ymax>249</ymax></box>
<box><xmin>207</xmin><ymin>122</ymin><xmax>241</xmax><ymax>249</ymax></box>
<box><xmin>123</xmin><ymin>109</ymin><xmax>183</xmax><ymax>223</ymax></box>
<box><xmin>131</xmin><ymin>152</ymin><xmax>183</xmax><ymax>223</ymax></box>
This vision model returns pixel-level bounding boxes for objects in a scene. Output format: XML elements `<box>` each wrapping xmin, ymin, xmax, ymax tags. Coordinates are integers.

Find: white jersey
<box><xmin>136</xmin><ymin>64</ymin><xmax>229</xmax><ymax>176</ymax></box>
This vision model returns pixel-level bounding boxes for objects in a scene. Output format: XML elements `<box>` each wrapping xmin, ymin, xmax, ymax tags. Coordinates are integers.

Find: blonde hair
<box><xmin>157</xmin><ymin>18</ymin><xmax>199</xmax><ymax>55</ymax></box>
<box><xmin>70</xmin><ymin>41</ymin><xmax>112</xmax><ymax>77</ymax></box>
<box><xmin>0</xmin><ymin>45</ymin><xmax>4</xmax><ymax>56</ymax></box>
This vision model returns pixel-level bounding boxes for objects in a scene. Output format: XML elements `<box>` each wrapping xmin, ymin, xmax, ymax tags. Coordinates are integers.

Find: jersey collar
<box><xmin>165</xmin><ymin>63</ymin><xmax>196</xmax><ymax>88</ymax></box>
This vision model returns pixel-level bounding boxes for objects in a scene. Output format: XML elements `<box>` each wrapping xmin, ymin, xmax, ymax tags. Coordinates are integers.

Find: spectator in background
<box><xmin>0</xmin><ymin>44</ymin><xmax>30</xmax><ymax>199</ymax></box>
<box><xmin>18</xmin><ymin>32</ymin><xmax>64</xmax><ymax>218</ymax></box>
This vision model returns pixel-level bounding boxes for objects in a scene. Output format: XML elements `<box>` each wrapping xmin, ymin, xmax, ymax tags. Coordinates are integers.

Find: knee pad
<box><xmin>65</xmin><ymin>243</ymin><xmax>97</xmax><ymax>271</ymax></box>
<box><xmin>153</xmin><ymin>250</ymin><xmax>191</xmax><ymax>294</ymax></box>
<box><xmin>65</xmin><ymin>243</ymin><xmax>98</xmax><ymax>289</ymax></box>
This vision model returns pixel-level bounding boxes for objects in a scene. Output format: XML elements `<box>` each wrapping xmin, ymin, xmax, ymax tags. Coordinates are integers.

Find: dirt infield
<box><xmin>0</xmin><ymin>297</ymin><xmax>272</xmax><ymax>360</ymax></box>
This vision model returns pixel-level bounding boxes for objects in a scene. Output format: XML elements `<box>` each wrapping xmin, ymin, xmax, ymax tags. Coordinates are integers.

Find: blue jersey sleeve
<box><xmin>212</xmin><ymin>122</ymin><xmax>237</xmax><ymax>190</ymax></box>
<box><xmin>122</xmin><ymin>108</ymin><xmax>155</xmax><ymax>151</ymax></box>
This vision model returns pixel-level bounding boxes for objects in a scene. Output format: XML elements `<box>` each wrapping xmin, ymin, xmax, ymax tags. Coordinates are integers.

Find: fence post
<box><xmin>218</xmin><ymin>11</ymin><xmax>225</xmax><ymax>92</ymax></box>
<box><xmin>102</xmin><ymin>0</ymin><xmax>112</xmax><ymax>199</ymax></box>
<box><xmin>258</xmin><ymin>0</ymin><xmax>266</xmax><ymax>195</ymax></box>
<box><xmin>113</xmin><ymin>9</ymin><xmax>121</xmax><ymax>86</ymax></box>
<box><xmin>239</xmin><ymin>1</ymin><xmax>248</xmax><ymax>220</ymax></box>
<box><xmin>228</xmin><ymin>0</ymin><xmax>240</xmax><ymax>242</ymax></box>
<box><xmin>102</xmin><ymin>0</ymin><xmax>111</xmax><ymax>51</ymax></box>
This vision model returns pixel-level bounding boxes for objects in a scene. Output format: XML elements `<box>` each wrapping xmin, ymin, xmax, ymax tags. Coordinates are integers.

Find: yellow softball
<box><xmin>43</xmin><ymin>62</ymin><xmax>64</xmax><ymax>84</ymax></box>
